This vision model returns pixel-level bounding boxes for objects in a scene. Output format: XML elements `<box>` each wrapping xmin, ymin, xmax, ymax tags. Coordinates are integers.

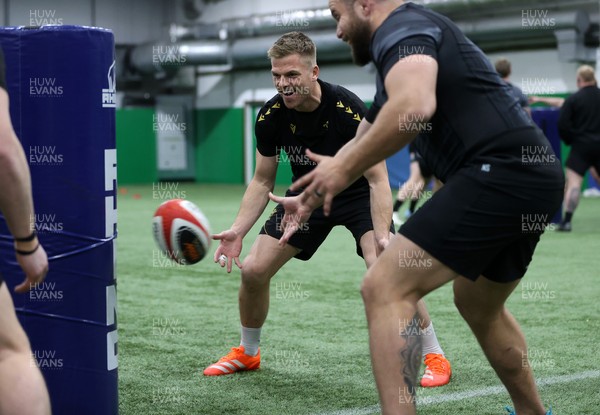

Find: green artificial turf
<box><xmin>117</xmin><ymin>183</ymin><xmax>600</xmax><ymax>415</ymax></box>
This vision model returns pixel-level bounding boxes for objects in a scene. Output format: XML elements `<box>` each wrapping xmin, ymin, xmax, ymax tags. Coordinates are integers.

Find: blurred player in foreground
<box><xmin>0</xmin><ymin>47</ymin><xmax>51</xmax><ymax>415</ymax></box>
<box><xmin>204</xmin><ymin>31</ymin><xmax>452</xmax><ymax>388</ymax></box>
<box><xmin>270</xmin><ymin>1</ymin><xmax>561</xmax><ymax>414</ymax></box>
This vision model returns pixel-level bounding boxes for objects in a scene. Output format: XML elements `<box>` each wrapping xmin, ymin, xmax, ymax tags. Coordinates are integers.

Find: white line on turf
<box><xmin>315</xmin><ymin>370</ymin><xmax>600</xmax><ymax>415</ymax></box>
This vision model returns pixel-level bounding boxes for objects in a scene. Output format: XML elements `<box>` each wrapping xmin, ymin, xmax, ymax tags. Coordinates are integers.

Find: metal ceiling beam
<box><xmin>128</xmin><ymin>0</ymin><xmax>598</xmax><ymax>75</ymax></box>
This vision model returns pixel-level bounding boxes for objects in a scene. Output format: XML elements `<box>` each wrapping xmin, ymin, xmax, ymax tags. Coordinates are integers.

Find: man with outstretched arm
<box><xmin>204</xmin><ymin>31</ymin><xmax>452</xmax><ymax>388</ymax></box>
<box><xmin>271</xmin><ymin>2</ymin><xmax>561</xmax><ymax>414</ymax></box>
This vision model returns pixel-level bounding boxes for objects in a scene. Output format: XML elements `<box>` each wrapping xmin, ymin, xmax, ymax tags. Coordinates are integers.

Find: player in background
<box><xmin>0</xmin><ymin>48</ymin><xmax>51</xmax><ymax>415</ymax></box>
<box><xmin>204</xmin><ymin>31</ymin><xmax>452</xmax><ymax>388</ymax></box>
<box><xmin>555</xmin><ymin>65</ymin><xmax>600</xmax><ymax>231</ymax></box>
<box><xmin>529</xmin><ymin>76</ymin><xmax>600</xmax><ymax>208</ymax></box>
<box><xmin>495</xmin><ymin>58</ymin><xmax>531</xmax><ymax>117</ymax></box>
<box><xmin>392</xmin><ymin>142</ymin><xmax>441</xmax><ymax>228</ymax></box>
<box><xmin>271</xmin><ymin>1</ymin><xmax>561</xmax><ymax>414</ymax></box>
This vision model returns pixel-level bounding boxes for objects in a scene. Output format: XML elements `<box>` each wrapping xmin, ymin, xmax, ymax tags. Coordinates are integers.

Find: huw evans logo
<box><xmin>152</xmin><ymin>45</ymin><xmax>187</xmax><ymax>65</ymax></box>
<box><xmin>28</xmin><ymin>281</ymin><xmax>64</xmax><ymax>302</ymax></box>
<box><xmin>29</xmin><ymin>10</ymin><xmax>63</xmax><ymax>26</ymax></box>
<box><xmin>29</xmin><ymin>78</ymin><xmax>63</xmax><ymax>97</ymax></box>
<box><xmin>29</xmin><ymin>145</ymin><xmax>64</xmax><ymax>166</ymax></box>
<box><xmin>31</xmin><ymin>350</ymin><xmax>63</xmax><ymax>369</ymax></box>
<box><xmin>102</xmin><ymin>61</ymin><xmax>116</xmax><ymax>108</ymax></box>
<box><xmin>31</xmin><ymin>213</ymin><xmax>64</xmax><ymax>234</ymax></box>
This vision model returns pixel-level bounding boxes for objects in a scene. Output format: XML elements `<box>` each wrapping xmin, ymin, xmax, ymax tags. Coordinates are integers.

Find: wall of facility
<box><xmin>117</xmin><ymin>47</ymin><xmax>583</xmax><ymax>185</ymax></box>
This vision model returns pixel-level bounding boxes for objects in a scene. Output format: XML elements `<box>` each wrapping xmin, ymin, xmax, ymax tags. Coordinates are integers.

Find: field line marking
<box><xmin>315</xmin><ymin>370</ymin><xmax>600</xmax><ymax>415</ymax></box>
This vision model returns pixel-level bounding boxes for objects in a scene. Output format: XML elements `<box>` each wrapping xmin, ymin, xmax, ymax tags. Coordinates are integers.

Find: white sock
<box><xmin>240</xmin><ymin>326</ymin><xmax>261</xmax><ymax>356</ymax></box>
<box><xmin>420</xmin><ymin>322</ymin><xmax>444</xmax><ymax>358</ymax></box>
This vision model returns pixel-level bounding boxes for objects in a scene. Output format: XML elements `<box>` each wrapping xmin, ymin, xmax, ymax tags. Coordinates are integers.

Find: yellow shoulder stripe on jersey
<box><xmin>353</xmin><ymin>113</ymin><xmax>361</xmax><ymax>122</ymax></box>
<box><xmin>258</xmin><ymin>114</ymin><xmax>265</xmax><ymax>122</ymax></box>
<box><xmin>336</xmin><ymin>100</ymin><xmax>344</xmax><ymax>108</ymax></box>
<box><xmin>265</xmin><ymin>108</ymin><xmax>271</xmax><ymax>115</ymax></box>
<box><xmin>272</xmin><ymin>102</ymin><xmax>281</xmax><ymax>108</ymax></box>
<box><xmin>345</xmin><ymin>106</ymin><xmax>353</xmax><ymax>114</ymax></box>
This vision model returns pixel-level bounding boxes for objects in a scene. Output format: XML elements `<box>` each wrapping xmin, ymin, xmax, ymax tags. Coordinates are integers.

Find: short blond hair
<box><xmin>267</xmin><ymin>32</ymin><xmax>316</xmax><ymax>66</ymax></box>
<box><xmin>577</xmin><ymin>65</ymin><xmax>596</xmax><ymax>83</ymax></box>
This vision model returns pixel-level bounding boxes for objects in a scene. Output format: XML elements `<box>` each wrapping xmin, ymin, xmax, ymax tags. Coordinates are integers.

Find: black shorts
<box><xmin>399</xmin><ymin>163</ymin><xmax>564</xmax><ymax>282</ymax></box>
<box><xmin>565</xmin><ymin>141</ymin><xmax>600</xmax><ymax>176</ymax></box>
<box><xmin>260</xmin><ymin>190</ymin><xmax>395</xmax><ymax>260</ymax></box>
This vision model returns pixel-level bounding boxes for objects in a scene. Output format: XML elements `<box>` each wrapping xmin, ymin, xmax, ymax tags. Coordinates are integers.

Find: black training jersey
<box><xmin>255</xmin><ymin>79</ymin><xmax>369</xmax><ymax>195</ymax></box>
<box><xmin>558</xmin><ymin>85</ymin><xmax>600</xmax><ymax>145</ymax></box>
<box><xmin>365</xmin><ymin>3</ymin><xmax>541</xmax><ymax>182</ymax></box>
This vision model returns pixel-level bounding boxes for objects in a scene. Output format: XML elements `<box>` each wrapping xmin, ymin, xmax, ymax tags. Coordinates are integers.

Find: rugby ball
<box><xmin>152</xmin><ymin>199</ymin><xmax>211</xmax><ymax>265</ymax></box>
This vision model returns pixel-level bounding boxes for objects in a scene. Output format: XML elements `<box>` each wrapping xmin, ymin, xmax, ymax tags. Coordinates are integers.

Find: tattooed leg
<box><xmin>360</xmin><ymin>234</ymin><xmax>457</xmax><ymax>415</ymax></box>
<box><xmin>399</xmin><ymin>314</ymin><xmax>422</xmax><ymax>405</ymax></box>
